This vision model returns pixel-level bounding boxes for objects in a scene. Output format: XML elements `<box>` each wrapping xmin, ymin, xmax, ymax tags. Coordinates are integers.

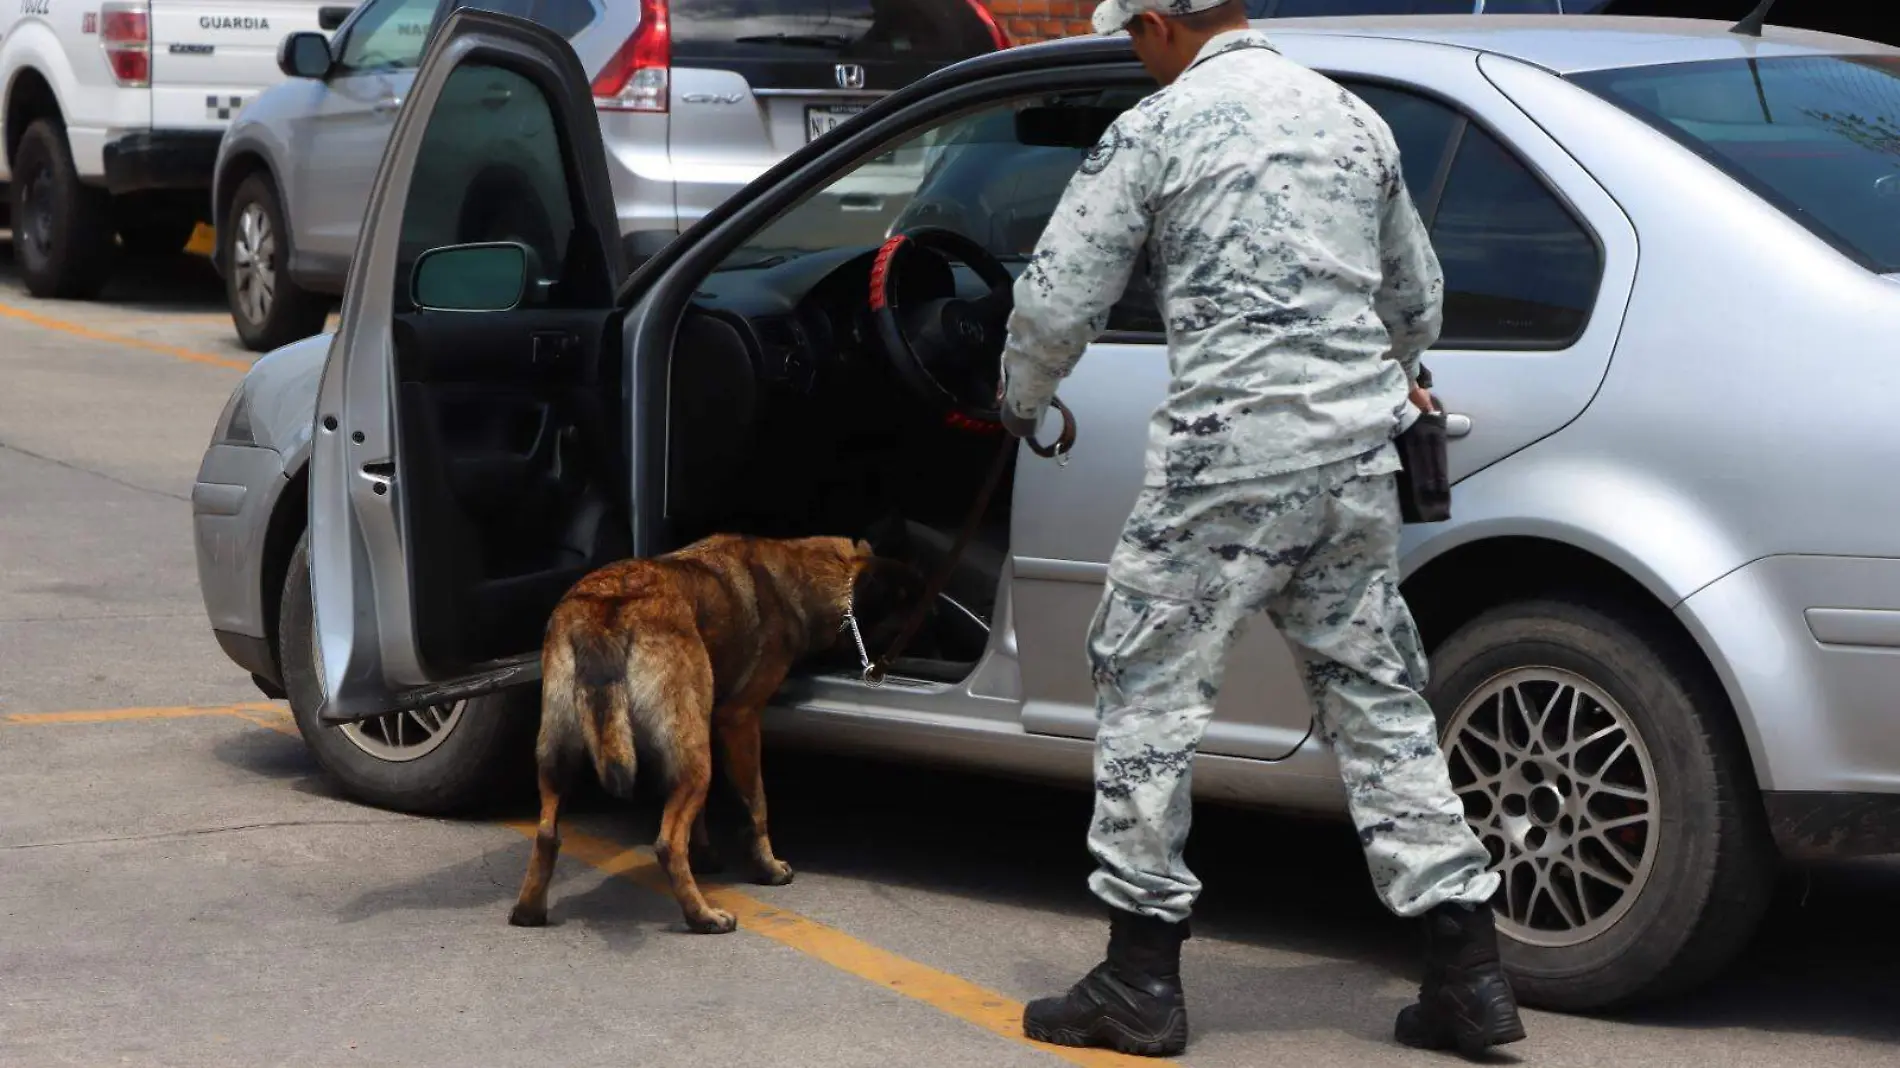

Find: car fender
<box><xmin>1402</xmin><ymin>441</ymin><xmax>1752</xmax><ymax>609</ymax></box>
<box><xmin>1</xmin><ymin>29</ymin><xmax>94</xmax><ymax>175</ymax></box>
<box><xmin>211</xmin><ymin>84</ymin><xmax>313</xmax><ymax>274</ymax></box>
<box><xmin>245</xmin><ymin>330</ymin><xmax>334</xmax><ymax>471</ymax></box>
<box><xmin>1400</xmin><ymin>442</ymin><xmax>1778</xmax><ymax>785</ymax></box>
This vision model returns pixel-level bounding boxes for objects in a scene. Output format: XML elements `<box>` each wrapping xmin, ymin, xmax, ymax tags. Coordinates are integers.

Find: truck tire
<box><xmin>1423</xmin><ymin>598</ymin><xmax>1778</xmax><ymax>1013</ymax></box>
<box><xmin>10</xmin><ymin>119</ymin><xmax>117</xmax><ymax>299</ymax></box>
<box><xmin>225</xmin><ymin>172</ymin><xmax>330</xmax><ymax>352</ymax></box>
<box><xmin>276</xmin><ymin>530</ymin><xmax>536</xmax><ymax>816</ymax></box>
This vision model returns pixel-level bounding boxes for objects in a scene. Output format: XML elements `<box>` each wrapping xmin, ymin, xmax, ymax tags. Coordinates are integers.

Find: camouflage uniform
<box><xmin>1000</xmin><ymin>27</ymin><xmax>1498</xmax><ymax>924</ymax></box>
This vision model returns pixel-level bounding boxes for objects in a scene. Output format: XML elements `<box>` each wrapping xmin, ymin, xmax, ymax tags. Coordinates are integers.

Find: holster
<box><xmin>1394</xmin><ymin>363</ymin><xmax>1451</xmax><ymax>524</ymax></box>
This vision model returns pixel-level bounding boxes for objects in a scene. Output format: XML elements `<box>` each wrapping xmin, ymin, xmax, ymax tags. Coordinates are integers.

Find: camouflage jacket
<box><xmin>999</xmin><ymin>28</ymin><xmax>1444</xmax><ymax>488</ymax></box>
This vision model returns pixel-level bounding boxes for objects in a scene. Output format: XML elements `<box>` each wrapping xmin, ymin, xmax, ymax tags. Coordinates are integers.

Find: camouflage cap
<box><xmin>1090</xmin><ymin>0</ymin><xmax>1237</xmax><ymax>35</ymax></box>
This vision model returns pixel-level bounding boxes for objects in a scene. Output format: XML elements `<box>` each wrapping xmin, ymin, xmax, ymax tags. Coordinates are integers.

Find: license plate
<box><xmin>806</xmin><ymin>105</ymin><xmax>866</xmax><ymax>142</ymax></box>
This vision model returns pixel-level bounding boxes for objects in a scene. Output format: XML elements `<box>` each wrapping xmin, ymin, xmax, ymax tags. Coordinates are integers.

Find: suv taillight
<box><xmin>593</xmin><ymin>0</ymin><xmax>669</xmax><ymax>113</ymax></box>
<box><xmin>99</xmin><ymin>1</ymin><xmax>151</xmax><ymax>87</ymax></box>
<box><xmin>967</xmin><ymin>0</ymin><xmax>1011</xmax><ymax>49</ymax></box>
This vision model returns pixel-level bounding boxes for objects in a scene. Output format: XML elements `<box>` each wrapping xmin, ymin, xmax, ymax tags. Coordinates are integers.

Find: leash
<box><xmin>853</xmin><ymin>398</ymin><xmax>1077</xmax><ymax>685</ymax></box>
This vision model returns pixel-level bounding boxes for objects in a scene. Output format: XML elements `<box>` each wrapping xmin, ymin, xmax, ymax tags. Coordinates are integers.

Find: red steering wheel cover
<box><xmin>868</xmin><ymin>234</ymin><xmax>908</xmax><ymax>312</ymax></box>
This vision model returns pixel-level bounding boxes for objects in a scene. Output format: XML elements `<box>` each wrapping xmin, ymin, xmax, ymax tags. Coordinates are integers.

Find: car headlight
<box><xmin>211</xmin><ymin>384</ymin><xmax>256</xmax><ymax>446</ymax></box>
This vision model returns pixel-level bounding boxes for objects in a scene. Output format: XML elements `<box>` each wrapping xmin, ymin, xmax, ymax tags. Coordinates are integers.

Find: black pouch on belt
<box><xmin>1393</xmin><ymin>364</ymin><xmax>1451</xmax><ymax>524</ymax></box>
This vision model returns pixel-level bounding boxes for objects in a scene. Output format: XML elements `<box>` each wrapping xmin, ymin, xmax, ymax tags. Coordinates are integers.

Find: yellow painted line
<box><xmin>0</xmin><ymin>302</ymin><xmax>251</xmax><ymax>371</ymax></box>
<box><xmin>502</xmin><ymin>823</ymin><xmax>1174</xmax><ymax>1067</ymax></box>
<box><xmin>5</xmin><ymin>702</ymin><xmax>296</xmax><ymax>736</ymax></box>
<box><xmin>10</xmin><ymin>702</ymin><xmax>1162</xmax><ymax>1064</ymax></box>
<box><xmin>185</xmin><ymin>222</ymin><xmax>217</xmax><ymax>258</ymax></box>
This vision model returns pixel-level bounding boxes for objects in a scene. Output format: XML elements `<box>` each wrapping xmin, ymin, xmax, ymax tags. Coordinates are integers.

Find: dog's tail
<box><xmin>543</xmin><ymin>622</ymin><xmax>640</xmax><ymax>800</ymax></box>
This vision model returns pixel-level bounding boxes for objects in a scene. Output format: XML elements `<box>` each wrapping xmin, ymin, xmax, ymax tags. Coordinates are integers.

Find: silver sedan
<box><xmin>191</xmin><ymin>12</ymin><xmax>1900</xmax><ymax>1014</ymax></box>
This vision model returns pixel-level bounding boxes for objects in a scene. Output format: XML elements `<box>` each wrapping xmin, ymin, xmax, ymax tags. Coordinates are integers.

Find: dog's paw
<box><xmin>688</xmin><ymin>908</ymin><xmax>738</xmax><ymax>935</ymax></box>
<box><xmin>508</xmin><ymin>903</ymin><xmax>548</xmax><ymax>928</ymax></box>
<box><xmin>754</xmin><ymin>858</ymin><xmax>795</xmax><ymax>886</ymax></box>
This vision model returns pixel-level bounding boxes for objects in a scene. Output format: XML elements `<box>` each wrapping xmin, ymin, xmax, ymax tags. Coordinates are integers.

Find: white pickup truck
<box><xmin>0</xmin><ymin>0</ymin><xmax>344</xmax><ymax>298</ymax></box>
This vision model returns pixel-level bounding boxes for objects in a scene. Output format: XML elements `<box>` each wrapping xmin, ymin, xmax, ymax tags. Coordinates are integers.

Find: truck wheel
<box><xmin>1424</xmin><ymin>598</ymin><xmax>1778</xmax><ymax>1013</ymax></box>
<box><xmin>10</xmin><ymin>119</ymin><xmax>117</xmax><ymax>299</ymax></box>
<box><xmin>225</xmin><ymin>173</ymin><xmax>330</xmax><ymax>352</ymax></box>
<box><xmin>276</xmin><ymin>531</ymin><xmax>536</xmax><ymax>816</ymax></box>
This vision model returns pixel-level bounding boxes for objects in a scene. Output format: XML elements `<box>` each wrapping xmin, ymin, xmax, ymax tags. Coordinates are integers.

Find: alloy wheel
<box><xmin>310</xmin><ymin>625</ymin><xmax>466</xmax><ymax>762</ymax></box>
<box><xmin>232</xmin><ymin>202</ymin><xmax>277</xmax><ymax>327</ymax></box>
<box><xmin>1443</xmin><ymin>666</ymin><xmax>1661</xmax><ymax>949</ymax></box>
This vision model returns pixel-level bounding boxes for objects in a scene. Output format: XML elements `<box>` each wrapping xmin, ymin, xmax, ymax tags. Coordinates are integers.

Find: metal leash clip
<box><xmin>842</xmin><ymin>610</ymin><xmax>885</xmax><ymax>687</ymax></box>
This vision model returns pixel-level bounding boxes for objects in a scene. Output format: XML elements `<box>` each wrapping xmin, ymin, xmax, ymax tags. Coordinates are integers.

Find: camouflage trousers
<box><xmin>1083</xmin><ymin>446</ymin><xmax>1500</xmax><ymax>923</ymax></box>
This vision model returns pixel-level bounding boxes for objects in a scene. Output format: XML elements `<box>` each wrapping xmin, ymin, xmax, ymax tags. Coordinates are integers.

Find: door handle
<box><xmin>1444</xmin><ymin>413</ymin><xmax>1472</xmax><ymax>438</ymax></box>
<box><xmin>372</xmin><ymin>96</ymin><xmax>403</xmax><ymax>115</ymax></box>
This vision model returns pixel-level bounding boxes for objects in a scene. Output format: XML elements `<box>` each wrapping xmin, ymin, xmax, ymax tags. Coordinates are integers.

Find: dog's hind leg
<box><xmin>646</xmin><ymin>646</ymin><xmax>734</xmax><ymax>934</ymax></box>
<box><xmin>690</xmin><ymin>810</ymin><xmax>724</xmax><ymax>874</ymax></box>
<box><xmin>511</xmin><ymin>643</ymin><xmax>587</xmax><ymax>928</ymax></box>
<box><xmin>508</xmin><ymin>769</ymin><xmax>566</xmax><ymax>928</ymax></box>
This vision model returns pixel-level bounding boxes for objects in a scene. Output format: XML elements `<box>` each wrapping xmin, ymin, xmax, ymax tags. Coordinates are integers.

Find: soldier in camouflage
<box><xmin>999</xmin><ymin>0</ymin><xmax>1526</xmax><ymax>1059</ymax></box>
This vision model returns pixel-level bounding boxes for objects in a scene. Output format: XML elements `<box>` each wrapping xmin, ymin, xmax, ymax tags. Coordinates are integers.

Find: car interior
<box><xmin>382</xmin><ymin>69</ymin><xmax>1149</xmax><ymax>689</ymax></box>
<box><xmin>656</xmin><ymin>95</ymin><xmax>1150</xmax><ymax>687</ymax></box>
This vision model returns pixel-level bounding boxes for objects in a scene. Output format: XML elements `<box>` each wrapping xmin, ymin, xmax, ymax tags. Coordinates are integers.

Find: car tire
<box><xmin>225</xmin><ymin>173</ymin><xmax>330</xmax><ymax>353</ymax></box>
<box><xmin>1423</xmin><ymin>598</ymin><xmax>1778</xmax><ymax>1013</ymax></box>
<box><xmin>277</xmin><ymin>530</ymin><xmax>537</xmax><ymax>816</ymax></box>
<box><xmin>10</xmin><ymin>119</ymin><xmax>117</xmax><ymax>299</ymax></box>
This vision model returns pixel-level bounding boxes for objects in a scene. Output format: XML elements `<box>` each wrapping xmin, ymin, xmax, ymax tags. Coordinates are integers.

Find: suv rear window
<box><xmin>1571</xmin><ymin>54</ymin><xmax>1900</xmax><ymax>273</ymax></box>
<box><xmin>671</xmin><ymin>0</ymin><xmax>998</xmax><ymax>64</ymax></box>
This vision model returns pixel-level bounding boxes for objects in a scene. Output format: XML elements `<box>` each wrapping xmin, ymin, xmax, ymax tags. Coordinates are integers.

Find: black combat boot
<box><xmin>1394</xmin><ymin>898</ymin><xmax>1528</xmax><ymax>1057</ymax></box>
<box><xmin>1022</xmin><ymin>908</ymin><xmax>1190</xmax><ymax>1057</ymax></box>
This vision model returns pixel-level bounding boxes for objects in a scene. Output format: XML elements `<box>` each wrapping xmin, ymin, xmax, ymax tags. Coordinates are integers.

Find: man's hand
<box><xmin>1409</xmin><ymin>381</ymin><xmax>1439</xmax><ymax>415</ymax></box>
<box><xmin>1000</xmin><ymin>406</ymin><xmax>1040</xmax><ymax>440</ymax></box>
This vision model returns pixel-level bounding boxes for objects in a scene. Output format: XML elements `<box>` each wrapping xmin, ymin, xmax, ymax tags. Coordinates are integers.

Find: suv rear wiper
<box><xmin>733</xmin><ymin>33</ymin><xmax>855</xmax><ymax>47</ymax></box>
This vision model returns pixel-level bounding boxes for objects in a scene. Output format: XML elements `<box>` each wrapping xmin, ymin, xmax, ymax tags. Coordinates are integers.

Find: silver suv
<box><xmin>209</xmin><ymin>0</ymin><xmax>1008</xmax><ymax>351</ymax></box>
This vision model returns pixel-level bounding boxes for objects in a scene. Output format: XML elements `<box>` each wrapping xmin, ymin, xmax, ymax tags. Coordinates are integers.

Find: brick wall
<box><xmin>983</xmin><ymin>1</ymin><xmax>1096</xmax><ymax>44</ymax></box>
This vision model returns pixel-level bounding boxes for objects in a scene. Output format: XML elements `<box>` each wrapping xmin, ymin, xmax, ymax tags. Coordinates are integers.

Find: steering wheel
<box><xmin>867</xmin><ymin>226</ymin><xmax>1077</xmax><ymax>459</ymax></box>
<box><xmin>867</xmin><ymin>226</ymin><xmax>1019</xmax><ymax>422</ymax></box>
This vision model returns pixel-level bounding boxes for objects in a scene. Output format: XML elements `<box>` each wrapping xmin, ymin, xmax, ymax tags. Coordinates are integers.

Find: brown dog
<box><xmin>508</xmin><ymin>533</ymin><xmax>922</xmax><ymax>934</ymax></box>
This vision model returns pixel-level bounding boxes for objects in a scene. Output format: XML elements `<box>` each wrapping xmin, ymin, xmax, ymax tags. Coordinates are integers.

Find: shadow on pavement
<box><xmin>206</xmin><ymin>688</ymin><xmax>1899</xmax><ymax>1048</ymax></box>
<box><xmin>0</xmin><ymin>234</ymin><xmax>228</xmax><ymax>314</ymax></box>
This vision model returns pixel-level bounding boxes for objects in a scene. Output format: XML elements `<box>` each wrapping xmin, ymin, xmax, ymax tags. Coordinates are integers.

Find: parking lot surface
<box><xmin>2</xmin><ymin>237</ymin><xmax>1898</xmax><ymax>1068</ymax></box>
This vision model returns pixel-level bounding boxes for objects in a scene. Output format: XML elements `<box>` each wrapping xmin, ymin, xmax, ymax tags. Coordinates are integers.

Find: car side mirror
<box><xmin>318</xmin><ymin>4</ymin><xmax>355</xmax><ymax>31</ymax></box>
<box><xmin>411</xmin><ymin>242</ymin><xmax>531</xmax><ymax>312</ymax></box>
<box><xmin>279</xmin><ymin>32</ymin><xmax>334</xmax><ymax>79</ymax></box>
<box><xmin>1014</xmin><ymin>104</ymin><xmax>1121</xmax><ymax>149</ymax></box>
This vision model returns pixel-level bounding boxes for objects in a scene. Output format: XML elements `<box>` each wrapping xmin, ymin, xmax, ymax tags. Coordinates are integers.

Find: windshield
<box><xmin>1570</xmin><ymin>54</ymin><xmax>1900</xmax><ymax>273</ymax></box>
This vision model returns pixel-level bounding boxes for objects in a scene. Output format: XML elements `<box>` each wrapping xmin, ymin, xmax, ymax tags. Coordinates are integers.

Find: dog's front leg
<box><xmin>715</xmin><ymin>706</ymin><xmax>794</xmax><ymax>887</ymax></box>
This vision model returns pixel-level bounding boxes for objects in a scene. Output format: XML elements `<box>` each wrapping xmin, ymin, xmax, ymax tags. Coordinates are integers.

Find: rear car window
<box><xmin>671</xmin><ymin>0</ymin><xmax>998</xmax><ymax>63</ymax></box>
<box><xmin>1570</xmin><ymin>55</ymin><xmax>1900</xmax><ymax>273</ymax></box>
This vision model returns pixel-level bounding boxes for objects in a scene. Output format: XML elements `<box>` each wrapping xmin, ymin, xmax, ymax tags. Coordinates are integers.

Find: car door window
<box><xmin>395</xmin><ymin>62</ymin><xmax>579</xmax><ymax>309</ymax></box>
<box><xmin>715</xmin><ymin>84</ymin><xmax>1164</xmax><ymax>333</ymax></box>
<box><xmin>336</xmin><ymin>0</ymin><xmax>441</xmax><ymax>75</ymax></box>
<box><xmin>1341</xmin><ymin>80</ymin><xmax>1463</xmax><ymax>213</ymax></box>
<box><xmin>1340</xmin><ymin>78</ymin><xmax>1600</xmax><ymax>349</ymax></box>
<box><xmin>1429</xmin><ymin>125</ymin><xmax>1600</xmax><ymax>347</ymax></box>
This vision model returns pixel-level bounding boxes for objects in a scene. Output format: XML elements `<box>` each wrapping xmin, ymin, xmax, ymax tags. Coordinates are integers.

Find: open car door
<box><xmin>308</xmin><ymin>7</ymin><xmax>628</xmax><ymax>725</ymax></box>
